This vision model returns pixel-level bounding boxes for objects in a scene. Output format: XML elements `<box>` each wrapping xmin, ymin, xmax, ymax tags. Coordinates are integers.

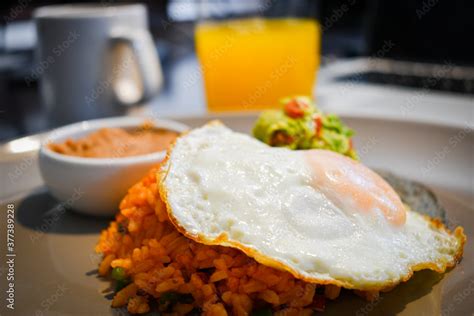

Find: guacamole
<box><xmin>253</xmin><ymin>96</ymin><xmax>358</xmax><ymax>159</ymax></box>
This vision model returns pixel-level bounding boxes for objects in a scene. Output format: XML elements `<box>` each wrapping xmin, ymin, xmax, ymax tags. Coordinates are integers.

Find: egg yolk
<box><xmin>305</xmin><ymin>150</ymin><xmax>406</xmax><ymax>226</ymax></box>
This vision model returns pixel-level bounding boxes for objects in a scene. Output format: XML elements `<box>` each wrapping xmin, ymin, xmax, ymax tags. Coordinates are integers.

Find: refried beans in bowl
<box><xmin>38</xmin><ymin>117</ymin><xmax>188</xmax><ymax>216</ymax></box>
<box><xmin>48</xmin><ymin>124</ymin><xmax>178</xmax><ymax>158</ymax></box>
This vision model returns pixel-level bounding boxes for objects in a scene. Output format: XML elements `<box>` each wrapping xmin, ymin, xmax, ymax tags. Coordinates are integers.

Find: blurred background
<box><xmin>1</xmin><ymin>0</ymin><xmax>473</xmax><ymax>141</ymax></box>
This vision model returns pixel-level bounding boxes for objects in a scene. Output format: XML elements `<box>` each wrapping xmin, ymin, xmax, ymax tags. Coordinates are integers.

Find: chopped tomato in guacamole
<box><xmin>253</xmin><ymin>96</ymin><xmax>358</xmax><ymax>159</ymax></box>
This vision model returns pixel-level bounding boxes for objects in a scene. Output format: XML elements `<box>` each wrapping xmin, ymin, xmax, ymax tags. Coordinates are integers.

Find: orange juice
<box><xmin>196</xmin><ymin>18</ymin><xmax>320</xmax><ymax>111</ymax></box>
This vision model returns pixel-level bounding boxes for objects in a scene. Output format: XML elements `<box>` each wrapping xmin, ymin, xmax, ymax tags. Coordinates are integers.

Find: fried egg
<box><xmin>159</xmin><ymin>122</ymin><xmax>465</xmax><ymax>291</ymax></box>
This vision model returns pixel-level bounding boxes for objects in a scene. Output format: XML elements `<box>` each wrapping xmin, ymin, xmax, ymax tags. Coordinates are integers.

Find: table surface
<box><xmin>1</xmin><ymin>56</ymin><xmax>472</xmax><ymax>142</ymax></box>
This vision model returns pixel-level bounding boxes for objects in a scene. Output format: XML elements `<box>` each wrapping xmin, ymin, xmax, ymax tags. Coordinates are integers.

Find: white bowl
<box><xmin>38</xmin><ymin>116</ymin><xmax>188</xmax><ymax>216</ymax></box>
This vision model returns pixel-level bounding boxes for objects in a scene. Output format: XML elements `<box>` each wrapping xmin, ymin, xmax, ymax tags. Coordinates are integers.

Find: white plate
<box><xmin>0</xmin><ymin>113</ymin><xmax>472</xmax><ymax>315</ymax></box>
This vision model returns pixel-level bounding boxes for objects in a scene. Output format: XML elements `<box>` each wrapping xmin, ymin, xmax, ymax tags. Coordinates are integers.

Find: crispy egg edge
<box><xmin>157</xmin><ymin>120</ymin><xmax>467</xmax><ymax>292</ymax></box>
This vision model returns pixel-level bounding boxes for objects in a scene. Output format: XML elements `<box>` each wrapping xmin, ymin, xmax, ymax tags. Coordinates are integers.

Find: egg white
<box><xmin>159</xmin><ymin>122</ymin><xmax>465</xmax><ymax>290</ymax></box>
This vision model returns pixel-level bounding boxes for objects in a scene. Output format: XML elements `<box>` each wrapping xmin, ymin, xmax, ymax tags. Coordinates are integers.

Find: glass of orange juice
<box><xmin>195</xmin><ymin>1</ymin><xmax>320</xmax><ymax>112</ymax></box>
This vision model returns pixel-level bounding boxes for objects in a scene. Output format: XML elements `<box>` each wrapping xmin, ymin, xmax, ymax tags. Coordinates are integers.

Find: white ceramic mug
<box><xmin>34</xmin><ymin>4</ymin><xmax>162</xmax><ymax>126</ymax></box>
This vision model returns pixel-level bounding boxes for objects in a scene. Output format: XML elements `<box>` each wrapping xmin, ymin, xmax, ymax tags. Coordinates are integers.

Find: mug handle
<box><xmin>110</xmin><ymin>28</ymin><xmax>163</xmax><ymax>105</ymax></box>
